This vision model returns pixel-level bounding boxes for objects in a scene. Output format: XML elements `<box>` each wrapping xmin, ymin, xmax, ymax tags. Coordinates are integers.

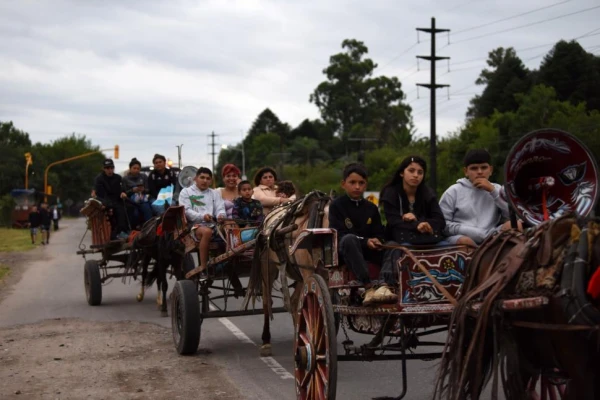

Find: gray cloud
<box><xmin>0</xmin><ymin>0</ymin><xmax>597</xmax><ymax>171</ymax></box>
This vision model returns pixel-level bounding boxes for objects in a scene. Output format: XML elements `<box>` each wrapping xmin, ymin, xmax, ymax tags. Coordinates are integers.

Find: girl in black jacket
<box><xmin>380</xmin><ymin>155</ymin><xmax>446</xmax><ymax>245</ymax></box>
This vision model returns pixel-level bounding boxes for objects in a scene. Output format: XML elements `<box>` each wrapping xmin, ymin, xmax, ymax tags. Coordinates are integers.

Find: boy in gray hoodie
<box><xmin>439</xmin><ymin>149</ymin><xmax>510</xmax><ymax>247</ymax></box>
<box><xmin>179</xmin><ymin>167</ymin><xmax>226</xmax><ymax>270</ymax></box>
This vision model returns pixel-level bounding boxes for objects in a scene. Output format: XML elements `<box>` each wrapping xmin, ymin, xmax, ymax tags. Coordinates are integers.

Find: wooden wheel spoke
<box><xmin>300</xmin><ymin>368</ymin><xmax>311</xmax><ymax>389</ymax></box>
<box><xmin>302</xmin><ymin>308</ymin><xmax>312</xmax><ymax>336</ymax></box>
<box><xmin>299</xmin><ymin>332</ymin><xmax>311</xmax><ymax>348</ymax></box>
<box><xmin>317</xmin><ymin>362</ymin><xmax>329</xmax><ymax>388</ymax></box>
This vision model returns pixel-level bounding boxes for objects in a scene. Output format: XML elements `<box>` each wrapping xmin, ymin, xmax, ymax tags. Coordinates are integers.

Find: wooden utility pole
<box><xmin>348</xmin><ymin>138</ymin><xmax>379</xmax><ymax>164</ymax></box>
<box><xmin>417</xmin><ymin>17</ymin><xmax>450</xmax><ymax>193</ymax></box>
<box><xmin>209</xmin><ymin>132</ymin><xmax>218</xmax><ymax>174</ymax></box>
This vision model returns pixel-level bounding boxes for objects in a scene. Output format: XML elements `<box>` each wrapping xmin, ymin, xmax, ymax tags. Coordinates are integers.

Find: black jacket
<box><xmin>94</xmin><ymin>172</ymin><xmax>124</xmax><ymax>207</ymax></box>
<box><xmin>380</xmin><ymin>184</ymin><xmax>446</xmax><ymax>243</ymax></box>
<box><xmin>329</xmin><ymin>195</ymin><xmax>385</xmax><ymax>249</ymax></box>
<box><xmin>148</xmin><ymin>169</ymin><xmax>177</xmax><ymax>199</ymax></box>
<box><xmin>39</xmin><ymin>208</ymin><xmax>51</xmax><ymax>226</ymax></box>
<box><xmin>29</xmin><ymin>211</ymin><xmax>41</xmax><ymax>228</ymax></box>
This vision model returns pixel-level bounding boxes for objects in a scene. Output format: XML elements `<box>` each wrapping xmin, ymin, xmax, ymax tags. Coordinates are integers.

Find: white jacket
<box><xmin>179</xmin><ymin>185</ymin><xmax>226</xmax><ymax>225</ymax></box>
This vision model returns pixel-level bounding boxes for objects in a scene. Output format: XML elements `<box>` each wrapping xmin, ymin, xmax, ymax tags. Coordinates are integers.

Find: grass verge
<box><xmin>0</xmin><ymin>228</ymin><xmax>36</xmax><ymax>252</ymax></box>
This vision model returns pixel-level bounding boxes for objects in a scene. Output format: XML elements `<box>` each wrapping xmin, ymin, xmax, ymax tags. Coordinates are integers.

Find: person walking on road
<box><xmin>52</xmin><ymin>206</ymin><xmax>60</xmax><ymax>231</ymax></box>
<box><xmin>39</xmin><ymin>202</ymin><xmax>52</xmax><ymax>245</ymax></box>
<box><xmin>28</xmin><ymin>205</ymin><xmax>41</xmax><ymax>245</ymax></box>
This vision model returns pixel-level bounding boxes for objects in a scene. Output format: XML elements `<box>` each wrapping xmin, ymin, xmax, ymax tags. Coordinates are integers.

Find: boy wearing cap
<box><xmin>94</xmin><ymin>158</ymin><xmax>129</xmax><ymax>239</ymax></box>
<box><xmin>439</xmin><ymin>149</ymin><xmax>510</xmax><ymax>247</ymax></box>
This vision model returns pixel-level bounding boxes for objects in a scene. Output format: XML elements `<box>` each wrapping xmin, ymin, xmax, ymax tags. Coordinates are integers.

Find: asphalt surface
<box><xmin>0</xmin><ymin>219</ymin><xmax>496</xmax><ymax>400</ymax></box>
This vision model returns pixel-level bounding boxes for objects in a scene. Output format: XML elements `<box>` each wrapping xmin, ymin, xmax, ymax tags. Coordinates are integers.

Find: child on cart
<box><xmin>178</xmin><ymin>167</ymin><xmax>226</xmax><ymax>271</ymax></box>
<box><xmin>232</xmin><ymin>180</ymin><xmax>264</xmax><ymax>227</ymax></box>
<box><xmin>328</xmin><ymin>163</ymin><xmax>398</xmax><ymax>306</ymax></box>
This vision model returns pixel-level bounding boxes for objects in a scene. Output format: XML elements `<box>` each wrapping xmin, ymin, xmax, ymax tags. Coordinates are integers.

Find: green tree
<box><xmin>310</xmin><ymin>39</ymin><xmax>412</xmax><ymax>149</ymax></box>
<box><xmin>467</xmin><ymin>47</ymin><xmax>531</xmax><ymax>119</ymax></box>
<box><xmin>537</xmin><ymin>40</ymin><xmax>600</xmax><ymax>111</ymax></box>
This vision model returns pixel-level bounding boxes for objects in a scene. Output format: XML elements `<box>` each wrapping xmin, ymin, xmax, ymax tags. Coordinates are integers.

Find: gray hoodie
<box><xmin>178</xmin><ymin>185</ymin><xmax>226</xmax><ymax>225</ymax></box>
<box><xmin>439</xmin><ymin>178</ymin><xmax>510</xmax><ymax>244</ymax></box>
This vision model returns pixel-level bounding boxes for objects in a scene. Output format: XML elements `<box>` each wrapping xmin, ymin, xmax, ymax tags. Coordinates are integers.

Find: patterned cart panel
<box><xmin>399</xmin><ymin>246</ymin><xmax>471</xmax><ymax>304</ymax></box>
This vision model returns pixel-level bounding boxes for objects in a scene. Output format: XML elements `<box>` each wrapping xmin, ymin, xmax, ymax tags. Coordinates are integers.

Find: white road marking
<box><xmin>209</xmin><ymin>305</ymin><xmax>294</xmax><ymax>380</ymax></box>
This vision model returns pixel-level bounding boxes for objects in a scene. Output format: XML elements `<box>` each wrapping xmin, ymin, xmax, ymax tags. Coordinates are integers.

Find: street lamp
<box><xmin>221</xmin><ymin>144</ymin><xmax>246</xmax><ymax>180</ymax></box>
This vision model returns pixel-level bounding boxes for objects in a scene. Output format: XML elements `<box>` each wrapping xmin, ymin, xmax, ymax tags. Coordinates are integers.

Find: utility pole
<box><xmin>208</xmin><ymin>131</ymin><xmax>218</xmax><ymax>174</ymax></box>
<box><xmin>417</xmin><ymin>17</ymin><xmax>450</xmax><ymax>193</ymax></box>
<box><xmin>176</xmin><ymin>144</ymin><xmax>183</xmax><ymax>168</ymax></box>
<box><xmin>348</xmin><ymin>138</ymin><xmax>379</xmax><ymax>164</ymax></box>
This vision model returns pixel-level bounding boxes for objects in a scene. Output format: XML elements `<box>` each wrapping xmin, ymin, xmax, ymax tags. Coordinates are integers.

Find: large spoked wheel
<box><xmin>527</xmin><ymin>370</ymin><xmax>567</xmax><ymax>399</ymax></box>
<box><xmin>171</xmin><ymin>280</ymin><xmax>201</xmax><ymax>355</ymax></box>
<box><xmin>84</xmin><ymin>260</ymin><xmax>102</xmax><ymax>306</ymax></box>
<box><xmin>294</xmin><ymin>274</ymin><xmax>337</xmax><ymax>400</ymax></box>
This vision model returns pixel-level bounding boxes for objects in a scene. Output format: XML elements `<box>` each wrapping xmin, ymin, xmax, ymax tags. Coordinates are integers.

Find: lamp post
<box><xmin>221</xmin><ymin>144</ymin><xmax>246</xmax><ymax>180</ymax></box>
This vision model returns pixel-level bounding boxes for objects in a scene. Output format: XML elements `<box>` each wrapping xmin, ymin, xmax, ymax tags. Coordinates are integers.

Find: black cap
<box><xmin>103</xmin><ymin>159</ymin><xmax>115</xmax><ymax>168</ymax></box>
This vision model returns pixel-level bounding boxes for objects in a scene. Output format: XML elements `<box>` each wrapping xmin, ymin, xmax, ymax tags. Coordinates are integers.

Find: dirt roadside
<box><xmin>0</xmin><ymin>319</ymin><xmax>242</xmax><ymax>400</ymax></box>
<box><xmin>0</xmin><ymin>226</ymin><xmax>244</xmax><ymax>400</ymax></box>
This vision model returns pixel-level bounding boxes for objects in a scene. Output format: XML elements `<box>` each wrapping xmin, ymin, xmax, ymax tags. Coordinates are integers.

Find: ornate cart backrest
<box><xmin>80</xmin><ymin>198</ymin><xmax>111</xmax><ymax>246</ymax></box>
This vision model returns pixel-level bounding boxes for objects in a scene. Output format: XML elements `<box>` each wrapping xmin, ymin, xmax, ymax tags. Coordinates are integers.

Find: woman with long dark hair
<box><xmin>380</xmin><ymin>155</ymin><xmax>446</xmax><ymax>245</ymax></box>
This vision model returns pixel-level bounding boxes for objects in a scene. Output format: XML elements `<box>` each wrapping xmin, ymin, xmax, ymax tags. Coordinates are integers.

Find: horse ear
<box><xmin>504</xmin><ymin>129</ymin><xmax>599</xmax><ymax>225</ymax></box>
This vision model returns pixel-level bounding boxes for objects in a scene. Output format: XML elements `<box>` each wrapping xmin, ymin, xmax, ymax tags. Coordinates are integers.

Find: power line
<box><xmin>379</xmin><ymin>42</ymin><xmax>421</xmax><ymax>70</ymax></box>
<box><xmin>452</xmin><ymin>5</ymin><xmax>600</xmax><ymax>45</ymax></box>
<box><xmin>453</xmin><ymin>0</ymin><xmax>572</xmax><ymax>35</ymax></box>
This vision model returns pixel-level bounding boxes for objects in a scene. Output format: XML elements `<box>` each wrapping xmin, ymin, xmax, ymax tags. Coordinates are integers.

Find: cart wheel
<box><xmin>294</xmin><ymin>274</ymin><xmax>337</xmax><ymax>400</ymax></box>
<box><xmin>84</xmin><ymin>260</ymin><xmax>102</xmax><ymax>306</ymax></box>
<box><xmin>527</xmin><ymin>370</ymin><xmax>567</xmax><ymax>399</ymax></box>
<box><xmin>330</xmin><ymin>289</ymin><xmax>341</xmax><ymax>336</ymax></box>
<box><xmin>171</xmin><ymin>280</ymin><xmax>201</xmax><ymax>355</ymax></box>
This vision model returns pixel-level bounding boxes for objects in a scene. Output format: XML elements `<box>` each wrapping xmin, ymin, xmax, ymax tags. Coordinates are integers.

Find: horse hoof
<box><xmin>160</xmin><ymin>310</ymin><xmax>168</xmax><ymax>318</ymax></box>
<box><xmin>136</xmin><ymin>294</ymin><xmax>144</xmax><ymax>302</ymax></box>
<box><xmin>259</xmin><ymin>344</ymin><xmax>272</xmax><ymax>357</ymax></box>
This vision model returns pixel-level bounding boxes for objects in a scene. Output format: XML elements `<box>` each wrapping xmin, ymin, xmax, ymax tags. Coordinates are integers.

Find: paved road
<box><xmin>0</xmin><ymin>219</ymin><xmax>487</xmax><ymax>400</ymax></box>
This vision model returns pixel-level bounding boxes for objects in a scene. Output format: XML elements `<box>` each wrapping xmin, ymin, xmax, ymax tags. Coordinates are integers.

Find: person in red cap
<box><xmin>217</xmin><ymin>163</ymin><xmax>241</xmax><ymax>219</ymax></box>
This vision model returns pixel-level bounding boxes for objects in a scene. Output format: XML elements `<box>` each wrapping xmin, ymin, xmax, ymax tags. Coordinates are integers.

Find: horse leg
<box><xmin>160</xmin><ymin>280</ymin><xmax>169</xmax><ymax>317</ymax></box>
<box><xmin>289</xmin><ymin>280</ymin><xmax>302</xmax><ymax>327</ymax></box>
<box><xmin>137</xmin><ymin>253</ymin><xmax>151</xmax><ymax>302</ymax></box>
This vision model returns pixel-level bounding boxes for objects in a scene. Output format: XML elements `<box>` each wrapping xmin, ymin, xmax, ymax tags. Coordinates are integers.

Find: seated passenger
<box><xmin>94</xmin><ymin>158</ymin><xmax>129</xmax><ymax>239</ymax></box>
<box><xmin>380</xmin><ymin>155</ymin><xmax>446</xmax><ymax>245</ymax></box>
<box><xmin>276</xmin><ymin>180</ymin><xmax>296</xmax><ymax>199</ymax></box>
<box><xmin>252</xmin><ymin>166</ymin><xmax>295</xmax><ymax>215</ymax></box>
<box><xmin>232</xmin><ymin>180</ymin><xmax>264</xmax><ymax>227</ymax></box>
<box><xmin>329</xmin><ymin>163</ymin><xmax>397</xmax><ymax>306</ymax></box>
<box><xmin>122</xmin><ymin>157</ymin><xmax>152</xmax><ymax>227</ymax></box>
<box><xmin>439</xmin><ymin>149</ymin><xmax>510</xmax><ymax>247</ymax></box>
<box><xmin>178</xmin><ymin>167</ymin><xmax>226</xmax><ymax>271</ymax></box>
<box><xmin>147</xmin><ymin>153</ymin><xmax>177</xmax><ymax>205</ymax></box>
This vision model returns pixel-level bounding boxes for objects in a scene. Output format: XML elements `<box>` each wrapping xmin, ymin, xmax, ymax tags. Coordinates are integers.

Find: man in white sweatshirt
<box><xmin>179</xmin><ymin>167</ymin><xmax>226</xmax><ymax>270</ymax></box>
<box><xmin>439</xmin><ymin>149</ymin><xmax>511</xmax><ymax>247</ymax></box>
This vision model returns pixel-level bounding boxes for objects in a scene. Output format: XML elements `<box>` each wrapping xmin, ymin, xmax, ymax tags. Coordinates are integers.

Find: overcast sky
<box><xmin>1</xmin><ymin>0</ymin><xmax>598</xmax><ymax>172</ymax></box>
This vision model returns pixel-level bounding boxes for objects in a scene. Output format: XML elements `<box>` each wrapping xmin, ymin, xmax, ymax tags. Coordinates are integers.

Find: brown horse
<box><xmin>242</xmin><ymin>191</ymin><xmax>330</xmax><ymax>356</ymax></box>
<box><xmin>434</xmin><ymin>215</ymin><xmax>600</xmax><ymax>400</ymax></box>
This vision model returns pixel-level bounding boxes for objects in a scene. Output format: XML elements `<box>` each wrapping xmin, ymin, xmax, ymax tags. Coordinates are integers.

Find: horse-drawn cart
<box><xmin>77</xmin><ymin>199</ymin><xmax>188</xmax><ymax>309</ymax></box>
<box><xmin>291</xmin><ymin>129</ymin><xmax>600</xmax><ymax>400</ymax></box>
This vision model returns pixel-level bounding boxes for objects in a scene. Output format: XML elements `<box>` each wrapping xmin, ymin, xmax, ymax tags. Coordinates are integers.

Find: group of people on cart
<box><xmin>92</xmin><ymin>148</ymin><xmax>513</xmax><ymax>306</ymax></box>
<box><xmin>329</xmin><ymin>148</ymin><xmax>513</xmax><ymax>306</ymax></box>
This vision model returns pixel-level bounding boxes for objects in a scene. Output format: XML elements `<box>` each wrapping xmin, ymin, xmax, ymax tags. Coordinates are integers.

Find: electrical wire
<box><xmin>453</xmin><ymin>0</ymin><xmax>572</xmax><ymax>36</ymax></box>
<box><xmin>452</xmin><ymin>5</ymin><xmax>600</xmax><ymax>45</ymax></box>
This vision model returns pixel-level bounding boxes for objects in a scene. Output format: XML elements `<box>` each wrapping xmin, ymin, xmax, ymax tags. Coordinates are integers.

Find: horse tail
<box><xmin>242</xmin><ymin>235</ymin><xmax>266</xmax><ymax>310</ymax></box>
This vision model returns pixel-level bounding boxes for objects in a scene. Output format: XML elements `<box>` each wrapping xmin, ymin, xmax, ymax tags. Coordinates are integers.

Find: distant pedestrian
<box><xmin>52</xmin><ymin>206</ymin><xmax>60</xmax><ymax>231</ymax></box>
<box><xmin>28</xmin><ymin>205</ymin><xmax>41</xmax><ymax>245</ymax></box>
<box><xmin>39</xmin><ymin>202</ymin><xmax>52</xmax><ymax>245</ymax></box>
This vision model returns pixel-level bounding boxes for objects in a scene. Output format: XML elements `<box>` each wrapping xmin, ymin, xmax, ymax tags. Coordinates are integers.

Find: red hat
<box><xmin>221</xmin><ymin>164</ymin><xmax>241</xmax><ymax>177</ymax></box>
